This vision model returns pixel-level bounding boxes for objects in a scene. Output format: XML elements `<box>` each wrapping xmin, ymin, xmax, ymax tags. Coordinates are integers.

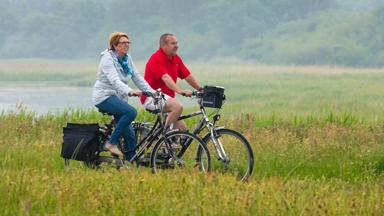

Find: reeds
<box><xmin>1</xmin><ymin>110</ymin><xmax>384</xmax><ymax>215</ymax></box>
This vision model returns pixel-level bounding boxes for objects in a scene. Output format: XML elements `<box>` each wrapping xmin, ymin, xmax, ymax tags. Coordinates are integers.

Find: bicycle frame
<box><xmin>127</xmin><ymin>117</ymin><xmax>163</xmax><ymax>163</ymax></box>
<box><xmin>99</xmin><ymin>90</ymin><xmax>193</xmax><ymax>165</ymax></box>
<box><xmin>179</xmin><ymin>99</ymin><xmax>230</xmax><ymax>162</ymax></box>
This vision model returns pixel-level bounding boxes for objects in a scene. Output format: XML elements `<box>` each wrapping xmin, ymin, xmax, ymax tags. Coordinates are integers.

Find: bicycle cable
<box><xmin>207</xmin><ymin>107</ymin><xmax>220</xmax><ymax>118</ymax></box>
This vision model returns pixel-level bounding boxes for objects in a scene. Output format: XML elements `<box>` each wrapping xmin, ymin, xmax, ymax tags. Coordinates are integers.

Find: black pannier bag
<box><xmin>202</xmin><ymin>85</ymin><xmax>225</xmax><ymax>108</ymax></box>
<box><xmin>61</xmin><ymin>123</ymin><xmax>100</xmax><ymax>161</ymax></box>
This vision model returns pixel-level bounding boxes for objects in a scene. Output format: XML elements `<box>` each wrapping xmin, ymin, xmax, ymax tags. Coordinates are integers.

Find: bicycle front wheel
<box><xmin>150</xmin><ymin>131</ymin><xmax>210</xmax><ymax>174</ymax></box>
<box><xmin>201</xmin><ymin>128</ymin><xmax>254</xmax><ymax>181</ymax></box>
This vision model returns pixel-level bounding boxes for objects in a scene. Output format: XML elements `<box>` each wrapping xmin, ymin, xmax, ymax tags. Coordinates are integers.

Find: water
<box><xmin>1</xmin><ymin>87</ymin><xmax>93</xmax><ymax>113</ymax></box>
<box><xmin>1</xmin><ymin>87</ymin><xmax>195</xmax><ymax>114</ymax></box>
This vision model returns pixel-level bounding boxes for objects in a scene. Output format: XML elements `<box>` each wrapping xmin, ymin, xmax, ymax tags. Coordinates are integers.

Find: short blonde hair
<box><xmin>108</xmin><ymin>32</ymin><xmax>129</xmax><ymax>50</ymax></box>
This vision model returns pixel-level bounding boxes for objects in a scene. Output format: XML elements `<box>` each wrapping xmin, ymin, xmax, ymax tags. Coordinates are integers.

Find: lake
<box><xmin>1</xmin><ymin>87</ymin><xmax>195</xmax><ymax>114</ymax></box>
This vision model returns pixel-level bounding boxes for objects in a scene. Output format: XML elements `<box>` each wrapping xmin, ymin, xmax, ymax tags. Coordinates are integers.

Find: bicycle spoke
<box><xmin>151</xmin><ymin>131</ymin><xmax>210</xmax><ymax>174</ymax></box>
<box><xmin>203</xmin><ymin>128</ymin><xmax>254</xmax><ymax>181</ymax></box>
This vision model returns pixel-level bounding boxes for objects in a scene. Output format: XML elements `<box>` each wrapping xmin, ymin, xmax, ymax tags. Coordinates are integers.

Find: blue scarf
<box><xmin>115</xmin><ymin>52</ymin><xmax>132</xmax><ymax>76</ymax></box>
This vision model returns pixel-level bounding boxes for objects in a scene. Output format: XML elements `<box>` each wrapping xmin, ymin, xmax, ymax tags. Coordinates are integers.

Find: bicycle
<box><xmin>85</xmin><ymin>89</ymin><xmax>211</xmax><ymax>174</ymax></box>
<box><xmin>179</xmin><ymin>86</ymin><xmax>254</xmax><ymax>181</ymax></box>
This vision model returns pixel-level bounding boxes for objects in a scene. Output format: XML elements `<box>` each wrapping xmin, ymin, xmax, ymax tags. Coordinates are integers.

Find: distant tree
<box><xmin>0</xmin><ymin>0</ymin><xmax>383</xmax><ymax>66</ymax></box>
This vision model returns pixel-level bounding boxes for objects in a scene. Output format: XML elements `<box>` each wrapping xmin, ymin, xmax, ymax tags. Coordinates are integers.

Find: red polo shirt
<box><xmin>140</xmin><ymin>48</ymin><xmax>191</xmax><ymax>103</ymax></box>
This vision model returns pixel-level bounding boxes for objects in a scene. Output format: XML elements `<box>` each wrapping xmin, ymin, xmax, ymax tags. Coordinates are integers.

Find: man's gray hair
<box><xmin>159</xmin><ymin>33</ymin><xmax>174</xmax><ymax>46</ymax></box>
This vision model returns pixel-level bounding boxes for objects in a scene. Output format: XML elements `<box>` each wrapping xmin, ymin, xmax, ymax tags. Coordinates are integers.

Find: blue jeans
<box><xmin>96</xmin><ymin>96</ymin><xmax>137</xmax><ymax>160</ymax></box>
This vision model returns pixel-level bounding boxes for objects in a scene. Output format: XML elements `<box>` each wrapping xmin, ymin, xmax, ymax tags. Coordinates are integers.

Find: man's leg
<box><xmin>163</xmin><ymin>98</ymin><xmax>187</xmax><ymax>131</ymax></box>
<box><xmin>173</xmin><ymin>119</ymin><xmax>187</xmax><ymax>131</ymax></box>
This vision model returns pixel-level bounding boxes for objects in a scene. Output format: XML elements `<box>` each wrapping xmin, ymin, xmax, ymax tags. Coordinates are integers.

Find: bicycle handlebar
<box><xmin>143</xmin><ymin>91</ymin><xmax>154</xmax><ymax>97</ymax></box>
<box><xmin>144</xmin><ymin>89</ymin><xmax>204</xmax><ymax>99</ymax></box>
<box><xmin>143</xmin><ymin>89</ymin><xmax>165</xmax><ymax>101</ymax></box>
<box><xmin>192</xmin><ymin>90</ymin><xmax>203</xmax><ymax>98</ymax></box>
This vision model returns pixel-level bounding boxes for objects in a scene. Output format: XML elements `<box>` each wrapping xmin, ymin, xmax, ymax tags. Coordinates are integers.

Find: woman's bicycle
<box><xmin>179</xmin><ymin>86</ymin><xmax>254</xmax><ymax>181</ymax></box>
<box><xmin>85</xmin><ymin>89</ymin><xmax>211</xmax><ymax>174</ymax></box>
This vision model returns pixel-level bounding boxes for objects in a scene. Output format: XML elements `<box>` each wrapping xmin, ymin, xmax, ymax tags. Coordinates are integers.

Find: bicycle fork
<box><xmin>207</xmin><ymin>124</ymin><xmax>230</xmax><ymax>163</ymax></box>
<box><xmin>199</xmin><ymin>109</ymin><xmax>230</xmax><ymax>163</ymax></box>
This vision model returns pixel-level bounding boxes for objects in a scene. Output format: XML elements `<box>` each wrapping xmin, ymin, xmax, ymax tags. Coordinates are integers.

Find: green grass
<box><xmin>0</xmin><ymin>110</ymin><xmax>384</xmax><ymax>215</ymax></box>
<box><xmin>187</xmin><ymin>63</ymin><xmax>384</xmax><ymax>120</ymax></box>
<box><xmin>1</xmin><ymin>59</ymin><xmax>384</xmax><ymax>214</ymax></box>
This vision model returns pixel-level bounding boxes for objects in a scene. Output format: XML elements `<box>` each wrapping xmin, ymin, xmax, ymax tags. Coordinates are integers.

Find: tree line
<box><xmin>0</xmin><ymin>0</ymin><xmax>383</xmax><ymax>66</ymax></box>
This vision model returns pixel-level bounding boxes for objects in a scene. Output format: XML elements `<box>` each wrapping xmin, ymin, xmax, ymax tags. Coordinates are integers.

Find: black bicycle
<box><xmin>179</xmin><ymin>86</ymin><xmax>254</xmax><ymax>181</ymax></box>
<box><xmin>86</xmin><ymin>89</ymin><xmax>211</xmax><ymax>174</ymax></box>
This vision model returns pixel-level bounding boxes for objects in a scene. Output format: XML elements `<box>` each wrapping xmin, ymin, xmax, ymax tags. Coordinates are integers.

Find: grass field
<box><xmin>1</xmin><ymin>59</ymin><xmax>384</xmax><ymax>215</ymax></box>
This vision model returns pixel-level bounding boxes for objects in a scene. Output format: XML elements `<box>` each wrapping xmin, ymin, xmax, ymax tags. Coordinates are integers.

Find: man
<box><xmin>140</xmin><ymin>33</ymin><xmax>202</xmax><ymax>131</ymax></box>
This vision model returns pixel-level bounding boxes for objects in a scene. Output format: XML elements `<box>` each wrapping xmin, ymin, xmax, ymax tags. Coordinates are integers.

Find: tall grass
<box><xmin>1</xmin><ymin>60</ymin><xmax>384</xmax><ymax>214</ymax></box>
<box><xmin>1</xmin><ymin>110</ymin><xmax>384</xmax><ymax>215</ymax></box>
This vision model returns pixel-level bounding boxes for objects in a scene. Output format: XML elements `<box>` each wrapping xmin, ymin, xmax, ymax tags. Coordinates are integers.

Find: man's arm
<box><xmin>185</xmin><ymin>74</ymin><xmax>202</xmax><ymax>91</ymax></box>
<box><xmin>161</xmin><ymin>74</ymin><xmax>192</xmax><ymax>96</ymax></box>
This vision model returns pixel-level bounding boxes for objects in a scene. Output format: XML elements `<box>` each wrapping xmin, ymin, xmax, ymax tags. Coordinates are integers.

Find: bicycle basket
<box><xmin>61</xmin><ymin>123</ymin><xmax>100</xmax><ymax>161</ymax></box>
<box><xmin>202</xmin><ymin>85</ymin><xmax>225</xmax><ymax>108</ymax></box>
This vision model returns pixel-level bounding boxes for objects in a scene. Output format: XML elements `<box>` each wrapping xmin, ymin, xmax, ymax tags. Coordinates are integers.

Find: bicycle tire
<box><xmin>199</xmin><ymin>128</ymin><xmax>254</xmax><ymax>181</ymax></box>
<box><xmin>150</xmin><ymin>131</ymin><xmax>211</xmax><ymax>174</ymax></box>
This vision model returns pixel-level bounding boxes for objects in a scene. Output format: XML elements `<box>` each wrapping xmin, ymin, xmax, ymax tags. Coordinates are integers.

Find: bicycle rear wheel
<box><xmin>200</xmin><ymin>128</ymin><xmax>254</xmax><ymax>181</ymax></box>
<box><xmin>150</xmin><ymin>131</ymin><xmax>210</xmax><ymax>174</ymax></box>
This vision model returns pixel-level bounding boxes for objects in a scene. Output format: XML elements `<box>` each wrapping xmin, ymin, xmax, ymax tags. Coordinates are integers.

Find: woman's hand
<box><xmin>128</xmin><ymin>90</ymin><xmax>142</xmax><ymax>97</ymax></box>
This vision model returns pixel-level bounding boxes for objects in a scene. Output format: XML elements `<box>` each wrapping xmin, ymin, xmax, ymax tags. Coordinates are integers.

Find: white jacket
<box><xmin>92</xmin><ymin>49</ymin><xmax>155</xmax><ymax>105</ymax></box>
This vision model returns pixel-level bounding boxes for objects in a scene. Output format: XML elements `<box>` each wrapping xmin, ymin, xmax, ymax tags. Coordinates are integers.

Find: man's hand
<box><xmin>177</xmin><ymin>89</ymin><xmax>192</xmax><ymax>97</ymax></box>
<box><xmin>198</xmin><ymin>86</ymin><xmax>204</xmax><ymax>93</ymax></box>
<box><xmin>128</xmin><ymin>90</ymin><xmax>142</xmax><ymax>97</ymax></box>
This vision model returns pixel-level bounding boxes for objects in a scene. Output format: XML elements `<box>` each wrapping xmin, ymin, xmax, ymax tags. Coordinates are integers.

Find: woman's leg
<box><xmin>96</xmin><ymin>96</ymin><xmax>137</xmax><ymax>158</ymax></box>
<box><xmin>121</xmin><ymin>124</ymin><xmax>136</xmax><ymax>160</ymax></box>
<box><xmin>112</xmin><ymin>114</ymin><xmax>137</xmax><ymax>160</ymax></box>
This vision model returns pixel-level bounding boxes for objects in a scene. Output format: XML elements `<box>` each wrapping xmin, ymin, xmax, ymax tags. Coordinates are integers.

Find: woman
<box><xmin>92</xmin><ymin>32</ymin><xmax>155</xmax><ymax>159</ymax></box>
